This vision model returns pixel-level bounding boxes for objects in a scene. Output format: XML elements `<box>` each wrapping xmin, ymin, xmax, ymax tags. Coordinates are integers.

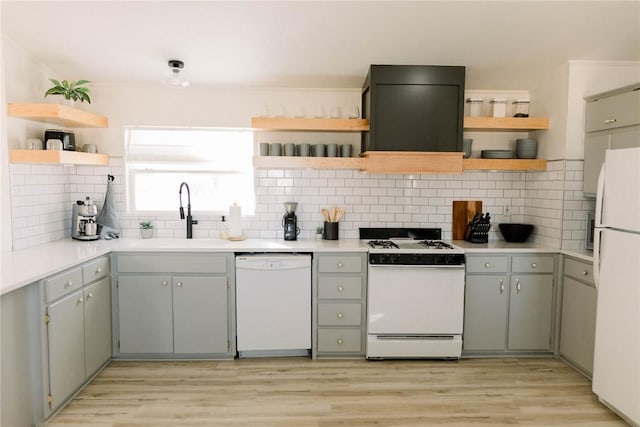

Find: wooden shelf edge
<box><xmin>361</xmin><ymin>151</ymin><xmax>464</xmax><ymax>174</ymax></box>
<box><xmin>463</xmin><ymin>158</ymin><xmax>547</xmax><ymax>171</ymax></box>
<box><xmin>8</xmin><ymin>103</ymin><xmax>109</xmax><ymax>128</ymax></box>
<box><xmin>251</xmin><ymin>117</ymin><xmax>369</xmax><ymax>131</ymax></box>
<box><xmin>10</xmin><ymin>150</ymin><xmax>109</xmax><ymax>166</ymax></box>
<box><xmin>253</xmin><ymin>156</ymin><xmax>366</xmax><ymax>169</ymax></box>
<box><xmin>464</xmin><ymin>116</ymin><xmax>549</xmax><ymax>131</ymax></box>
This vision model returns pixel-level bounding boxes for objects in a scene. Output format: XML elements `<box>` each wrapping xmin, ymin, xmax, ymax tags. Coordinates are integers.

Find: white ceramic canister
<box><xmin>490</xmin><ymin>98</ymin><xmax>508</xmax><ymax>117</ymax></box>
<box><xmin>466</xmin><ymin>97</ymin><xmax>484</xmax><ymax>117</ymax></box>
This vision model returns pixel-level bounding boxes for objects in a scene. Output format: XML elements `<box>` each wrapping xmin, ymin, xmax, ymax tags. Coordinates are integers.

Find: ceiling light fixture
<box><xmin>162</xmin><ymin>59</ymin><xmax>190</xmax><ymax>88</ymax></box>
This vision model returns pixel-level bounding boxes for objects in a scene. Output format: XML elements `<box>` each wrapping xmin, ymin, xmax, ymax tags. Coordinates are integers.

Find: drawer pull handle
<box><xmin>86</xmin><ymin>292</ymin><xmax>93</xmax><ymax>300</ymax></box>
<box><xmin>77</xmin><ymin>297</ymin><xmax>84</xmax><ymax>305</ymax></box>
<box><xmin>337</xmin><ymin>262</ymin><xmax>344</xmax><ymax>268</ymax></box>
<box><xmin>162</xmin><ymin>281</ymin><xmax>168</xmax><ymax>286</ymax></box>
<box><xmin>582</xmin><ymin>270</ymin><xmax>589</xmax><ymax>276</ymax></box>
<box><xmin>484</xmin><ymin>263</ymin><xmax>491</xmax><ymax>268</ymax></box>
<box><xmin>604</xmin><ymin>118</ymin><xmax>617</xmax><ymax>124</ymax></box>
<box><xmin>337</xmin><ymin>285</ymin><xmax>344</xmax><ymax>292</ymax></box>
<box><xmin>176</xmin><ymin>282</ymin><xmax>183</xmax><ymax>287</ymax></box>
<box><xmin>337</xmin><ymin>339</ymin><xmax>344</xmax><ymax>345</ymax></box>
<box><xmin>516</xmin><ymin>278</ymin><xmax>521</xmax><ymax>294</ymax></box>
<box><xmin>64</xmin><ymin>281</ymin><xmax>72</xmax><ymax>289</ymax></box>
<box><xmin>96</xmin><ymin>267</ymin><xmax>102</xmax><ymax>275</ymax></box>
<box><xmin>499</xmin><ymin>279</ymin><xmax>504</xmax><ymax>294</ymax></box>
<box><xmin>531</xmin><ymin>263</ymin><xmax>537</xmax><ymax>268</ymax></box>
<box><xmin>337</xmin><ymin>312</ymin><xmax>344</xmax><ymax>319</ymax></box>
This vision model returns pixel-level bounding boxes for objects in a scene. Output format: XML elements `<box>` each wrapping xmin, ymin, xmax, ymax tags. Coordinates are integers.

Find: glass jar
<box><xmin>512</xmin><ymin>99</ymin><xmax>530</xmax><ymax>117</ymax></box>
<box><xmin>466</xmin><ymin>97</ymin><xmax>484</xmax><ymax>117</ymax></box>
<box><xmin>490</xmin><ymin>98</ymin><xmax>508</xmax><ymax>117</ymax></box>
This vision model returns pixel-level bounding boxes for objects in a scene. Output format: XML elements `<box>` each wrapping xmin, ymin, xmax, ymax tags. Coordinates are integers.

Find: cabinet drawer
<box><xmin>318</xmin><ymin>276</ymin><xmax>362</xmax><ymax>300</ymax></box>
<box><xmin>564</xmin><ymin>258</ymin><xmax>595</xmax><ymax>285</ymax></box>
<box><xmin>318</xmin><ymin>255</ymin><xmax>362</xmax><ymax>273</ymax></box>
<box><xmin>585</xmin><ymin>89</ymin><xmax>640</xmax><ymax>132</ymax></box>
<box><xmin>82</xmin><ymin>256</ymin><xmax>110</xmax><ymax>285</ymax></box>
<box><xmin>318</xmin><ymin>303</ymin><xmax>362</xmax><ymax>326</ymax></box>
<box><xmin>116</xmin><ymin>253</ymin><xmax>228</xmax><ymax>273</ymax></box>
<box><xmin>317</xmin><ymin>328</ymin><xmax>362</xmax><ymax>353</ymax></box>
<box><xmin>466</xmin><ymin>256</ymin><xmax>509</xmax><ymax>273</ymax></box>
<box><xmin>45</xmin><ymin>268</ymin><xmax>83</xmax><ymax>303</ymax></box>
<box><xmin>512</xmin><ymin>255</ymin><xmax>554</xmax><ymax>273</ymax></box>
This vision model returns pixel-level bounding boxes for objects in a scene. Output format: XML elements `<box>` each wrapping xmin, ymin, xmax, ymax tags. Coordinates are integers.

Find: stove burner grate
<box><xmin>368</xmin><ymin>240</ymin><xmax>399</xmax><ymax>249</ymax></box>
<box><xmin>417</xmin><ymin>240</ymin><xmax>455</xmax><ymax>250</ymax></box>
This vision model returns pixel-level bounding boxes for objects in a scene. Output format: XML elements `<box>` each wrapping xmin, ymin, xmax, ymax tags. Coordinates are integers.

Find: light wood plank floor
<box><xmin>49</xmin><ymin>358</ymin><xmax>624</xmax><ymax>426</ymax></box>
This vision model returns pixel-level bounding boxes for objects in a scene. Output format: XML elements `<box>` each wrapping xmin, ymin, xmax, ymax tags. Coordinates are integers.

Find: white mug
<box><xmin>83</xmin><ymin>144</ymin><xmax>98</xmax><ymax>153</ymax></box>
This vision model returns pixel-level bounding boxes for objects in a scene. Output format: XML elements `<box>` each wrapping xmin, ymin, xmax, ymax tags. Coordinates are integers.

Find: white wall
<box><xmin>1</xmin><ymin>35</ymin><xmax>59</xmax><ymax>251</ymax></box>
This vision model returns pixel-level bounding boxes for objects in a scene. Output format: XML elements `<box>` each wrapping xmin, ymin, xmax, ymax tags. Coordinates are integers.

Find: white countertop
<box><xmin>560</xmin><ymin>249</ymin><xmax>594</xmax><ymax>263</ymax></box>
<box><xmin>452</xmin><ymin>240</ymin><xmax>559</xmax><ymax>253</ymax></box>
<box><xmin>2</xmin><ymin>237</ymin><xmax>570</xmax><ymax>297</ymax></box>
<box><xmin>0</xmin><ymin>238</ymin><xmax>367</xmax><ymax>296</ymax></box>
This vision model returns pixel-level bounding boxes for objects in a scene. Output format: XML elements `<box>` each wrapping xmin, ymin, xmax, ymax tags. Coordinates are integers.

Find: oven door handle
<box><xmin>369</xmin><ymin>264</ymin><xmax>464</xmax><ymax>269</ymax></box>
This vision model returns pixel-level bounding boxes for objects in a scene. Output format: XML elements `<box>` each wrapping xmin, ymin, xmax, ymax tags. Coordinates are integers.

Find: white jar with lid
<box><xmin>512</xmin><ymin>99</ymin><xmax>530</xmax><ymax>117</ymax></box>
<box><xmin>490</xmin><ymin>98</ymin><xmax>508</xmax><ymax>117</ymax></box>
<box><xmin>466</xmin><ymin>97</ymin><xmax>484</xmax><ymax>117</ymax></box>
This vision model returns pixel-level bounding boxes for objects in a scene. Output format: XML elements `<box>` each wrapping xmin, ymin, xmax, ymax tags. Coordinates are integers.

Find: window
<box><xmin>125</xmin><ymin>127</ymin><xmax>255</xmax><ymax>215</ymax></box>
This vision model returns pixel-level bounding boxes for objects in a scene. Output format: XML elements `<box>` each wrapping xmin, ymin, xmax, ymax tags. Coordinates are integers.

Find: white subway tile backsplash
<box><xmin>9</xmin><ymin>156</ymin><xmax>593</xmax><ymax>251</ymax></box>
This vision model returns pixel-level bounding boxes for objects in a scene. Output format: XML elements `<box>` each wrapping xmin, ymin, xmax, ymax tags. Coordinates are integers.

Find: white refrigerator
<box><xmin>592</xmin><ymin>147</ymin><xmax>640</xmax><ymax>426</ymax></box>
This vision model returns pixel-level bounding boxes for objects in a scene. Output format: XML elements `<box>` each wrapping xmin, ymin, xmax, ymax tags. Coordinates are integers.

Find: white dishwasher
<box><xmin>235</xmin><ymin>254</ymin><xmax>311</xmax><ymax>357</ymax></box>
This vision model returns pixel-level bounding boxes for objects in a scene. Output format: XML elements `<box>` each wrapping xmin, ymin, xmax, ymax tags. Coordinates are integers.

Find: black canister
<box><xmin>323</xmin><ymin>222</ymin><xmax>339</xmax><ymax>240</ymax></box>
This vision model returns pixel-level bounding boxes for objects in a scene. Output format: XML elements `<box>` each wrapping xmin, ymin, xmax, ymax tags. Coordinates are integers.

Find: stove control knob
<box><xmin>378</xmin><ymin>254</ymin><xmax>387</xmax><ymax>264</ymax></box>
<box><xmin>434</xmin><ymin>255</ymin><xmax>445</xmax><ymax>264</ymax></box>
<box><xmin>390</xmin><ymin>254</ymin><xmax>400</xmax><ymax>264</ymax></box>
<box><xmin>413</xmin><ymin>254</ymin><xmax>423</xmax><ymax>264</ymax></box>
<box><xmin>446</xmin><ymin>255</ymin><xmax>458</xmax><ymax>265</ymax></box>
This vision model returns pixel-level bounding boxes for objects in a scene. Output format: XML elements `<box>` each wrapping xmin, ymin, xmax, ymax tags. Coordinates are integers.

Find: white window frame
<box><xmin>124</xmin><ymin>126</ymin><xmax>255</xmax><ymax>217</ymax></box>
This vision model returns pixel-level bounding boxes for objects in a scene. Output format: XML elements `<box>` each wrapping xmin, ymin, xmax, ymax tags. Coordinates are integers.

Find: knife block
<box><xmin>452</xmin><ymin>201</ymin><xmax>482</xmax><ymax>240</ymax></box>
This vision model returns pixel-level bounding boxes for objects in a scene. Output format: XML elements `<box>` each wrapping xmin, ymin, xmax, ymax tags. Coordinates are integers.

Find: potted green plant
<box><xmin>139</xmin><ymin>221</ymin><xmax>154</xmax><ymax>239</ymax></box>
<box><xmin>315</xmin><ymin>225</ymin><xmax>324</xmax><ymax>239</ymax></box>
<box><xmin>44</xmin><ymin>79</ymin><xmax>91</xmax><ymax>106</ymax></box>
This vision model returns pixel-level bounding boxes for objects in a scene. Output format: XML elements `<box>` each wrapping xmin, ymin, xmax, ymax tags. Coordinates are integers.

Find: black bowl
<box><xmin>499</xmin><ymin>223</ymin><xmax>534</xmax><ymax>243</ymax></box>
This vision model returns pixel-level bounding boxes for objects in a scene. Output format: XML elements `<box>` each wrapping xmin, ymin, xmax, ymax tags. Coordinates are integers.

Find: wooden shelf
<box><xmin>8</xmin><ymin>103</ymin><xmax>108</xmax><ymax>128</ymax></box>
<box><xmin>362</xmin><ymin>151</ymin><xmax>463</xmax><ymax>174</ymax></box>
<box><xmin>463</xmin><ymin>116</ymin><xmax>549</xmax><ymax>131</ymax></box>
<box><xmin>9</xmin><ymin>150</ymin><xmax>109</xmax><ymax>166</ymax></box>
<box><xmin>463</xmin><ymin>158</ymin><xmax>547</xmax><ymax>171</ymax></box>
<box><xmin>251</xmin><ymin>117</ymin><xmax>369</xmax><ymax>131</ymax></box>
<box><xmin>253</xmin><ymin>156</ymin><xmax>366</xmax><ymax>170</ymax></box>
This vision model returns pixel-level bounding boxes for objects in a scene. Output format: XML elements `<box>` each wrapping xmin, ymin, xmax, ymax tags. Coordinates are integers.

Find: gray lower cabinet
<box><xmin>313</xmin><ymin>252</ymin><xmax>367</xmax><ymax>359</ymax></box>
<box><xmin>463</xmin><ymin>253</ymin><xmax>556</xmax><ymax>355</ymax></box>
<box><xmin>114</xmin><ymin>252</ymin><xmax>234</xmax><ymax>358</ymax></box>
<box><xmin>560</xmin><ymin>256</ymin><xmax>597</xmax><ymax>376</ymax></box>
<box><xmin>33</xmin><ymin>255</ymin><xmax>112</xmax><ymax>418</ymax></box>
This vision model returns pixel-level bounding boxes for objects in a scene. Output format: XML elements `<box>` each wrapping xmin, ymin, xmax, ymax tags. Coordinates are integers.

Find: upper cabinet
<box><xmin>7</xmin><ymin>103</ymin><xmax>109</xmax><ymax>166</ymax></box>
<box><xmin>8</xmin><ymin>103</ymin><xmax>109</xmax><ymax>128</ymax></box>
<box><xmin>583</xmin><ymin>84</ymin><xmax>640</xmax><ymax>196</ymax></box>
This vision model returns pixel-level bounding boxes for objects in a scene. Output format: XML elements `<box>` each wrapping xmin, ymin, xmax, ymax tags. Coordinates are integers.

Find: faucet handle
<box><xmin>192</xmin><ymin>220</ymin><xmax>198</xmax><ymax>225</ymax></box>
<box><xmin>179</xmin><ymin>206</ymin><xmax>185</xmax><ymax>219</ymax></box>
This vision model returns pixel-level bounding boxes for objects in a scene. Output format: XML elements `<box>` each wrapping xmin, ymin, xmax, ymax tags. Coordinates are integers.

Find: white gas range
<box><xmin>361</xmin><ymin>228</ymin><xmax>466</xmax><ymax>360</ymax></box>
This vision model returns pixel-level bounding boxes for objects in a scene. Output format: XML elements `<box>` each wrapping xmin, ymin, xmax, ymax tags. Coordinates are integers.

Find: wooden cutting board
<box><xmin>452</xmin><ymin>201</ymin><xmax>483</xmax><ymax>240</ymax></box>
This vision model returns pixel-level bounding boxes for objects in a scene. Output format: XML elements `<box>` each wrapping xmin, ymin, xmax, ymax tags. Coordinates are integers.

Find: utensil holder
<box><xmin>323</xmin><ymin>222</ymin><xmax>339</xmax><ymax>240</ymax></box>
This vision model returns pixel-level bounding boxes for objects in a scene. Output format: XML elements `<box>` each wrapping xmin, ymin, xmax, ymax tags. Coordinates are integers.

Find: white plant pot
<box><xmin>140</xmin><ymin>228</ymin><xmax>154</xmax><ymax>239</ymax></box>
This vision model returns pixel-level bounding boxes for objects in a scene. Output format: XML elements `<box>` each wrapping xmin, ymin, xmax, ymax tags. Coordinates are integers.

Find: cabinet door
<box><xmin>560</xmin><ymin>277</ymin><xmax>597</xmax><ymax>376</ymax></box>
<box><xmin>47</xmin><ymin>290</ymin><xmax>85</xmax><ymax>410</ymax></box>
<box><xmin>118</xmin><ymin>275</ymin><xmax>173</xmax><ymax>354</ymax></box>
<box><xmin>583</xmin><ymin>132</ymin><xmax>610</xmax><ymax>196</ymax></box>
<box><xmin>610</xmin><ymin>125</ymin><xmax>640</xmax><ymax>150</ymax></box>
<box><xmin>84</xmin><ymin>277</ymin><xmax>111</xmax><ymax>376</ymax></box>
<box><xmin>173</xmin><ymin>276</ymin><xmax>228</xmax><ymax>354</ymax></box>
<box><xmin>463</xmin><ymin>275</ymin><xmax>509</xmax><ymax>351</ymax></box>
<box><xmin>508</xmin><ymin>275</ymin><xmax>553</xmax><ymax>351</ymax></box>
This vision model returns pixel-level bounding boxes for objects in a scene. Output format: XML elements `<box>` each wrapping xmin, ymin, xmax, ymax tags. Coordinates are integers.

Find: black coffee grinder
<box><xmin>282</xmin><ymin>202</ymin><xmax>300</xmax><ymax>241</ymax></box>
